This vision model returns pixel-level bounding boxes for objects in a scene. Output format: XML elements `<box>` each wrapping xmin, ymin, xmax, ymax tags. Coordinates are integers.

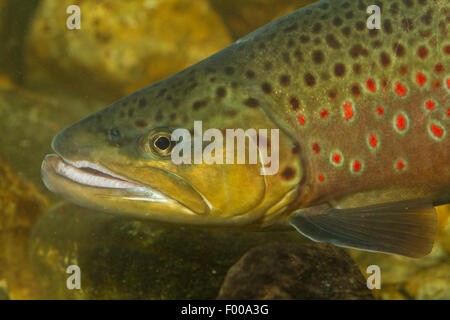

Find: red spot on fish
<box><xmin>369</xmin><ymin>133</ymin><xmax>378</xmax><ymax>148</ymax></box>
<box><xmin>343</xmin><ymin>102</ymin><xmax>354</xmax><ymax>121</ymax></box>
<box><xmin>312</xmin><ymin>142</ymin><xmax>321</xmax><ymax>154</ymax></box>
<box><xmin>297</xmin><ymin>114</ymin><xmax>306</xmax><ymax>125</ymax></box>
<box><xmin>434</xmin><ymin>63</ymin><xmax>444</xmax><ymax>74</ymax></box>
<box><xmin>445</xmin><ymin>45</ymin><xmax>450</xmax><ymax>55</ymax></box>
<box><xmin>376</xmin><ymin>106</ymin><xmax>384</xmax><ymax>115</ymax></box>
<box><xmin>366</xmin><ymin>79</ymin><xmax>376</xmax><ymax>91</ymax></box>
<box><xmin>396</xmin><ymin>114</ymin><xmax>407</xmax><ymax>130</ymax></box>
<box><xmin>432</xmin><ymin>80</ymin><xmax>442</xmax><ymax>90</ymax></box>
<box><xmin>430</xmin><ymin>124</ymin><xmax>444</xmax><ymax>138</ymax></box>
<box><xmin>320</xmin><ymin>109</ymin><xmax>330</xmax><ymax>119</ymax></box>
<box><xmin>447</xmin><ymin>109</ymin><xmax>450</xmax><ymax>117</ymax></box>
<box><xmin>447</xmin><ymin>79</ymin><xmax>450</xmax><ymax>89</ymax></box>
<box><xmin>332</xmin><ymin>153</ymin><xmax>342</xmax><ymax>164</ymax></box>
<box><xmin>318</xmin><ymin>174</ymin><xmax>325</xmax><ymax>182</ymax></box>
<box><xmin>425</xmin><ymin>100</ymin><xmax>435</xmax><ymax>111</ymax></box>
<box><xmin>397</xmin><ymin>161</ymin><xmax>405</xmax><ymax>170</ymax></box>
<box><xmin>418</xmin><ymin>46</ymin><xmax>428</xmax><ymax>59</ymax></box>
<box><xmin>395</xmin><ymin>82</ymin><xmax>407</xmax><ymax>97</ymax></box>
<box><xmin>416</xmin><ymin>73</ymin><xmax>427</xmax><ymax>86</ymax></box>
<box><xmin>353</xmin><ymin>160</ymin><xmax>362</xmax><ymax>172</ymax></box>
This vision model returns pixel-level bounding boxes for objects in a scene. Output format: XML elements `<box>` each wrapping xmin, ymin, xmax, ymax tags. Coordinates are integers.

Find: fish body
<box><xmin>42</xmin><ymin>0</ymin><xmax>449</xmax><ymax>257</ymax></box>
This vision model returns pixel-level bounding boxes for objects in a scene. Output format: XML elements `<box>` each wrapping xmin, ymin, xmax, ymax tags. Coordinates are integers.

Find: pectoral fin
<box><xmin>288</xmin><ymin>198</ymin><xmax>437</xmax><ymax>258</ymax></box>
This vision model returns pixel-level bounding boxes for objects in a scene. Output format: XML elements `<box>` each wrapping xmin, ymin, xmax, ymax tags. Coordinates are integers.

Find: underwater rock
<box><xmin>217</xmin><ymin>242</ymin><xmax>373</xmax><ymax>300</ymax></box>
<box><xmin>0</xmin><ymin>158</ymin><xmax>49</xmax><ymax>299</ymax></box>
<box><xmin>30</xmin><ymin>202</ymin><xmax>303</xmax><ymax>299</ymax></box>
<box><xmin>402</xmin><ymin>264</ymin><xmax>450</xmax><ymax>300</ymax></box>
<box><xmin>26</xmin><ymin>0</ymin><xmax>232</xmax><ymax>99</ymax></box>
<box><xmin>209</xmin><ymin>0</ymin><xmax>319</xmax><ymax>39</ymax></box>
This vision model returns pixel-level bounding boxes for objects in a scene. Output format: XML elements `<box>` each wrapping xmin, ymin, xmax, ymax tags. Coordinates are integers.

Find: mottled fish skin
<box><xmin>43</xmin><ymin>0</ymin><xmax>449</xmax><ymax>229</ymax></box>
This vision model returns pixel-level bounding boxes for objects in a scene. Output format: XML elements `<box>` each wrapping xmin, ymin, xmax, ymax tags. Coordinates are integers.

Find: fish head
<box><xmin>42</xmin><ymin>62</ymin><xmax>303</xmax><ymax>226</ymax></box>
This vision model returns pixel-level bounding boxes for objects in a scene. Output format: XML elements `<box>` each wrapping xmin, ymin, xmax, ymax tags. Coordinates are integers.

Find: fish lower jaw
<box><xmin>41</xmin><ymin>154</ymin><xmax>166</xmax><ymax>201</ymax></box>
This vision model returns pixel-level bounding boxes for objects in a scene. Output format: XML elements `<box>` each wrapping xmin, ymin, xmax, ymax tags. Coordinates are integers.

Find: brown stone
<box><xmin>218</xmin><ymin>242</ymin><xmax>374</xmax><ymax>299</ymax></box>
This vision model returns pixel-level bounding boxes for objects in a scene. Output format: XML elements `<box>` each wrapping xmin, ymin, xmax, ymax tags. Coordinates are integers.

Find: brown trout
<box><xmin>42</xmin><ymin>0</ymin><xmax>449</xmax><ymax>258</ymax></box>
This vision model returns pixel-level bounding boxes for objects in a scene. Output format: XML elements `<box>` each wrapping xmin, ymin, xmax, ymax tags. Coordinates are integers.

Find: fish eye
<box><xmin>152</xmin><ymin>134</ymin><xmax>172</xmax><ymax>154</ymax></box>
<box><xmin>139</xmin><ymin>128</ymin><xmax>174</xmax><ymax>159</ymax></box>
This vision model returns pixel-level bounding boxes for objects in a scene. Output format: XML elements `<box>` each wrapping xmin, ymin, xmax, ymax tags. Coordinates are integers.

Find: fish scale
<box><xmin>42</xmin><ymin>0</ymin><xmax>449</xmax><ymax>258</ymax></box>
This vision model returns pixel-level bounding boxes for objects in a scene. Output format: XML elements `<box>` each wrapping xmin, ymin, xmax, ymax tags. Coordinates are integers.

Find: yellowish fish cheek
<box><xmin>180</xmin><ymin>162</ymin><xmax>267</xmax><ymax>220</ymax></box>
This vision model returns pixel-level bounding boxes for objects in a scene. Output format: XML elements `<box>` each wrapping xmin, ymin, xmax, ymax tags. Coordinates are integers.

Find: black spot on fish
<box><xmin>157</xmin><ymin>88</ymin><xmax>167</xmax><ymax>97</ymax></box>
<box><xmin>281</xmin><ymin>167</ymin><xmax>296</xmax><ymax>180</ymax></box>
<box><xmin>390</xmin><ymin>3</ymin><xmax>399</xmax><ymax>15</ymax></box>
<box><xmin>245</xmin><ymin>70</ymin><xmax>255</xmax><ymax>79</ymax></box>
<box><xmin>294</xmin><ymin>50</ymin><xmax>303</xmax><ymax>62</ymax></box>
<box><xmin>341</xmin><ymin>26</ymin><xmax>351</xmax><ymax>37</ymax></box>
<box><xmin>312</xmin><ymin>50</ymin><xmax>325</xmax><ymax>64</ymax></box>
<box><xmin>135</xmin><ymin>120</ymin><xmax>147</xmax><ymax>128</ymax></box>
<box><xmin>139</xmin><ymin>98</ymin><xmax>147</xmax><ymax>108</ymax></box>
<box><xmin>304</xmin><ymin>73</ymin><xmax>316</xmax><ymax>87</ymax></box>
<box><xmin>345</xmin><ymin>11</ymin><xmax>353</xmax><ymax>19</ymax></box>
<box><xmin>394</xmin><ymin>43</ymin><xmax>406</xmax><ymax>58</ymax></box>
<box><xmin>369</xmin><ymin>29</ymin><xmax>379</xmax><ymax>37</ymax></box>
<box><xmin>402</xmin><ymin>0</ymin><xmax>413</xmax><ymax>8</ymax></box>
<box><xmin>350</xmin><ymin>84</ymin><xmax>361</xmax><ymax>97</ymax></box>
<box><xmin>264</xmin><ymin>62</ymin><xmax>273</xmax><ymax>70</ymax></box>
<box><xmin>328</xmin><ymin>89</ymin><xmax>338</xmax><ymax>100</ymax></box>
<box><xmin>402</xmin><ymin>18</ymin><xmax>414</xmax><ymax>32</ymax></box>
<box><xmin>225</xmin><ymin>67</ymin><xmax>235</xmax><ymax>75</ymax></box>
<box><xmin>299</xmin><ymin>35</ymin><xmax>310</xmax><ymax>43</ymax></box>
<box><xmin>216</xmin><ymin>87</ymin><xmax>227</xmax><ymax>99</ymax></box>
<box><xmin>334</xmin><ymin>63</ymin><xmax>346</xmax><ymax>77</ymax></box>
<box><xmin>353</xmin><ymin>64</ymin><xmax>362</xmax><ymax>74</ymax></box>
<box><xmin>380</xmin><ymin>51</ymin><xmax>391</xmax><ymax>67</ymax></box>
<box><xmin>349</xmin><ymin>44</ymin><xmax>369</xmax><ymax>59</ymax></box>
<box><xmin>244</xmin><ymin>98</ymin><xmax>259</xmax><ymax>108</ymax></box>
<box><xmin>421</xmin><ymin>10</ymin><xmax>433</xmax><ymax>25</ymax></box>
<box><xmin>279</xmin><ymin>74</ymin><xmax>291</xmax><ymax>87</ymax></box>
<box><xmin>383</xmin><ymin>20</ymin><xmax>393</xmax><ymax>34</ymax></box>
<box><xmin>326</xmin><ymin>34</ymin><xmax>341</xmax><ymax>49</ymax></box>
<box><xmin>193</xmin><ymin>99</ymin><xmax>208</xmax><ymax>110</ymax></box>
<box><xmin>372</xmin><ymin>40</ymin><xmax>382</xmax><ymax>49</ymax></box>
<box><xmin>333</xmin><ymin>17</ymin><xmax>343</xmax><ymax>27</ymax></box>
<box><xmin>261</xmin><ymin>82</ymin><xmax>272</xmax><ymax>94</ymax></box>
<box><xmin>355</xmin><ymin>21</ymin><xmax>365</xmax><ymax>31</ymax></box>
<box><xmin>289</xmin><ymin>96</ymin><xmax>300</xmax><ymax>111</ymax></box>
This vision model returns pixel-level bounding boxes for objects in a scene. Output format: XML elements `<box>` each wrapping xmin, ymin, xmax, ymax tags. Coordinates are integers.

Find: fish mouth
<box><xmin>41</xmin><ymin>154</ymin><xmax>169</xmax><ymax>202</ymax></box>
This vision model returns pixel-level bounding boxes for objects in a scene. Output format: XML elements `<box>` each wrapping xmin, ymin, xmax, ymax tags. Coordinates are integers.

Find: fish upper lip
<box><xmin>43</xmin><ymin>154</ymin><xmax>168</xmax><ymax>201</ymax></box>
